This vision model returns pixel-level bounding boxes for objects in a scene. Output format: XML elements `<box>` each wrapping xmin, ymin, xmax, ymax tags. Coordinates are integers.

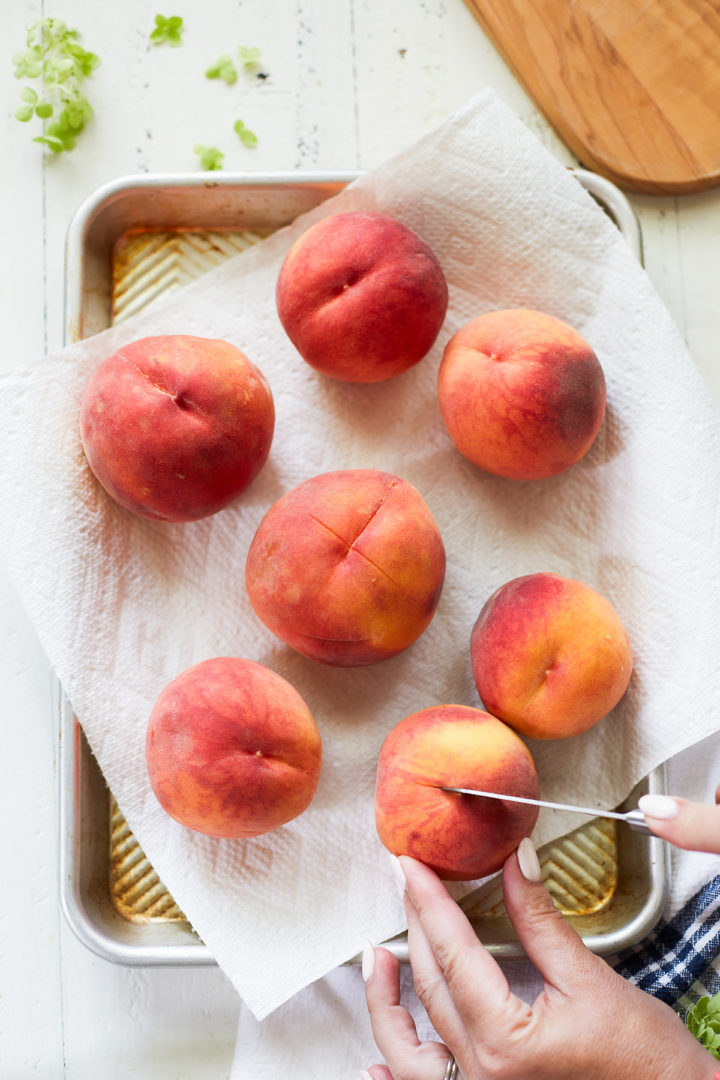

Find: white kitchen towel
<box><xmin>230</xmin><ymin>732</ymin><xmax>720</xmax><ymax>1079</ymax></box>
<box><xmin>1</xmin><ymin>88</ymin><xmax>720</xmax><ymax>1019</ymax></box>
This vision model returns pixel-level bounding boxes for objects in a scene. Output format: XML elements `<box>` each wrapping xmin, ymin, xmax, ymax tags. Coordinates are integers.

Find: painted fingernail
<box><xmin>388</xmin><ymin>852</ymin><xmax>407</xmax><ymax>896</ymax></box>
<box><xmin>638</xmin><ymin>794</ymin><xmax>680</xmax><ymax>820</ymax></box>
<box><xmin>361</xmin><ymin>942</ymin><xmax>375</xmax><ymax>983</ymax></box>
<box><xmin>517</xmin><ymin>836</ymin><xmax>542</xmax><ymax>882</ymax></box>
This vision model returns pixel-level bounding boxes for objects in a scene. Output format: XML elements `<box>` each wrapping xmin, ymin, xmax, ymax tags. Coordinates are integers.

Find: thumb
<box><xmin>639</xmin><ymin>794</ymin><xmax>720</xmax><ymax>853</ymax></box>
<box><xmin>501</xmin><ymin>838</ymin><xmax>602</xmax><ymax>993</ymax></box>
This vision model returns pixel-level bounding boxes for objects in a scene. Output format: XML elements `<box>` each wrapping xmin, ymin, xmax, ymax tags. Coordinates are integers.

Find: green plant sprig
<box><xmin>13</xmin><ymin>18</ymin><xmax>99</xmax><ymax>154</ymax></box>
<box><xmin>684</xmin><ymin>992</ymin><xmax>720</xmax><ymax>1059</ymax></box>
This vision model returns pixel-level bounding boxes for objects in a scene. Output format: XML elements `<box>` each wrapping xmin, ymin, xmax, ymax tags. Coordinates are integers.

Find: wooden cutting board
<box><xmin>463</xmin><ymin>0</ymin><xmax>720</xmax><ymax>194</ymax></box>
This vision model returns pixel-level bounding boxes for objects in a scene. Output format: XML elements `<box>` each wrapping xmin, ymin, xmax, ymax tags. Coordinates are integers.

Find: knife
<box><xmin>441</xmin><ymin>786</ymin><xmax>653</xmax><ymax>835</ymax></box>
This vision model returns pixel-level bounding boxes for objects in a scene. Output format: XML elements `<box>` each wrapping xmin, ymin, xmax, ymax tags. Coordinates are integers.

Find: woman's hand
<box><xmin>639</xmin><ymin>791</ymin><xmax>720</xmax><ymax>853</ymax></box>
<box><xmin>362</xmin><ymin>841</ymin><xmax>717</xmax><ymax>1080</ymax></box>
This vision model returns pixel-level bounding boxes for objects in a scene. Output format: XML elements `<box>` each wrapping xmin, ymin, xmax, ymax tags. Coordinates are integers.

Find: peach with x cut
<box><xmin>245</xmin><ymin>469</ymin><xmax>446</xmax><ymax>666</ymax></box>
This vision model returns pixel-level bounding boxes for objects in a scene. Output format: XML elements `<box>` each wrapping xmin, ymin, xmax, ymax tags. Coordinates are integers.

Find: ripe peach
<box><xmin>471</xmin><ymin>572</ymin><xmax>633</xmax><ymax>740</ymax></box>
<box><xmin>375</xmin><ymin>705</ymin><xmax>540</xmax><ymax>880</ymax></box>
<box><xmin>245</xmin><ymin>469</ymin><xmax>446</xmax><ymax>666</ymax></box>
<box><xmin>145</xmin><ymin>657</ymin><xmax>322</xmax><ymax>838</ymax></box>
<box><xmin>437</xmin><ymin>308</ymin><xmax>606</xmax><ymax>480</ymax></box>
<box><xmin>275</xmin><ymin>211</ymin><xmax>449</xmax><ymax>383</ymax></box>
<box><xmin>79</xmin><ymin>334</ymin><xmax>275</xmax><ymax>522</ymax></box>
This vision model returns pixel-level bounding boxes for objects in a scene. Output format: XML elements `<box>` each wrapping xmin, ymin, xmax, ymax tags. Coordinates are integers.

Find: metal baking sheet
<box><xmin>58</xmin><ymin>169</ymin><xmax>667</xmax><ymax>966</ymax></box>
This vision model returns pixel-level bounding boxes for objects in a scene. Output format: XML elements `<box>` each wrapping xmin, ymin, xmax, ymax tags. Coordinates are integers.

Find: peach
<box><xmin>437</xmin><ymin>308</ymin><xmax>606</xmax><ymax>480</ymax></box>
<box><xmin>375</xmin><ymin>705</ymin><xmax>540</xmax><ymax>880</ymax></box>
<box><xmin>145</xmin><ymin>657</ymin><xmax>322</xmax><ymax>838</ymax></box>
<box><xmin>79</xmin><ymin>334</ymin><xmax>275</xmax><ymax>522</ymax></box>
<box><xmin>245</xmin><ymin>469</ymin><xmax>446</xmax><ymax>666</ymax></box>
<box><xmin>470</xmin><ymin>572</ymin><xmax>633</xmax><ymax>740</ymax></box>
<box><xmin>275</xmin><ymin>211</ymin><xmax>449</xmax><ymax>382</ymax></box>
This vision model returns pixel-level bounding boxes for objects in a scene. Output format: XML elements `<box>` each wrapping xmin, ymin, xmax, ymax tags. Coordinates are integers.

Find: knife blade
<box><xmin>440</xmin><ymin>786</ymin><xmax>652</xmax><ymax>834</ymax></box>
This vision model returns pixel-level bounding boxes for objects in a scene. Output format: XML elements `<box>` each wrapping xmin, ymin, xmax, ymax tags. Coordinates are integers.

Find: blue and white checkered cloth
<box><xmin>614</xmin><ymin>873</ymin><xmax>720</xmax><ymax>1015</ymax></box>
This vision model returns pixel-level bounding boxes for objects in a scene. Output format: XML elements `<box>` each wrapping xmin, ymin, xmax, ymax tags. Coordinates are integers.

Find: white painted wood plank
<box><xmin>0</xmin><ymin>3</ymin><xmax>65</xmax><ymax>1077</ymax></box>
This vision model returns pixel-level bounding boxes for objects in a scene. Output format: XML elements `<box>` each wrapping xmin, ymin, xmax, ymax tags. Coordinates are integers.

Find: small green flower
<box><xmin>237</xmin><ymin>45</ymin><xmax>261</xmax><ymax>71</ymax></box>
<box><xmin>234</xmin><ymin>119</ymin><xmax>258</xmax><ymax>148</ymax></box>
<box><xmin>193</xmin><ymin>144</ymin><xmax>225</xmax><ymax>171</ymax></box>
<box><xmin>150</xmin><ymin>15</ymin><xmax>184</xmax><ymax>46</ymax></box>
<box><xmin>205</xmin><ymin>53</ymin><xmax>237</xmax><ymax>84</ymax></box>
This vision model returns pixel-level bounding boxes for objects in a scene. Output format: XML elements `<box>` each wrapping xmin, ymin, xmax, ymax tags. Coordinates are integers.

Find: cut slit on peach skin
<box><xmin>245</xmin><ymin>468</ymin><xmax>446</xmax><ymax>666</ymax></box>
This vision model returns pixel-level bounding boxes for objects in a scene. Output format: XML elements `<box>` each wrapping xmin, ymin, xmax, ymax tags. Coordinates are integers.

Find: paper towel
<box><xmin>2</xmin><ymin>89</ymin><xmax>720</xmax><ymax>1019</ymax></box>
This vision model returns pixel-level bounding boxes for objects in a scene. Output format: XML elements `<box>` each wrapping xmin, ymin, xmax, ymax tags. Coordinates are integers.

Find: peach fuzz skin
<box><xmin>276</xmin><ymin>211</ymin><xmax>449</xmax><ymax>383</ymax></box>
<box><xmin>471</xmin><ymin>572</ymin><xmax>633</xmax><ymax>740</ymax></box>
<box><xmin>245</xmin><ymin>469</ymin><xmax>446</xmax><ymax>667</ymax></box>
<box><xmin>79</xmin><ymin>335</ymin><xmax>275</xmax><ymax>522</ymax></box>
<box><xmin>375</xmin><ymin>705</ymin><xmax>539</xmax><ymax>880</ymax></box>
<box><xmin>437</xmin><ymin>308</ymin><xmax>606</xmax><ymax>480</ymax></box>
<box><xmin>145</xmin><ymin>657</ymin><xmax>322</xmax><ymax>839</ymax></box>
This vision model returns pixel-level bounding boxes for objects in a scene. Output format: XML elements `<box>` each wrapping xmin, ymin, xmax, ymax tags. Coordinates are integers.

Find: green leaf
<box><xmin>234</xmin><ymin>119</ymin><xmax>258</xmax><ymax>148</ymax></box>
<box><xmin>20</xmin><ymin>86</ymin><xmax>38</xmax><ymax>104</ymax></box>
<box><xmin>35</xmin><ymin>101</ymin><xmax>53</xmax><ymax>119</ymax></box>
<box><xmin>14</xmin><ymin>103</ymin><xmax>34</xmax><ymax>122</ymax></box>
<box><xmin>193</xmin><ymin>144</ymin><xmax>225</xmax><ymax>171</ymax></box>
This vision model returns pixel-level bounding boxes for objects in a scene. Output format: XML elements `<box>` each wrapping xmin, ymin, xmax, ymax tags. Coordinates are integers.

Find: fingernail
<box><xmin>517</xmin><ymin>836</ymin><xmax>542</xmax><ymax>882</ymax></box>
<box><xmin>388</xmin><ymin>853</ymin><xmax>407</xmax><ymax>896</ymax></box>
<box><xmin>359</xmin><ymin>1071</ymin><xmax>373</xmax><ymax>1080</ymax></box>
<box><xmin>638</xmin><ymin>794</ymin><xmax>680</xmax><ymax>820</ymax></box>
<box><xmin>361</xmin><ymin>942</ymin><xmax>375</xmax><ymax>983</ymax></box>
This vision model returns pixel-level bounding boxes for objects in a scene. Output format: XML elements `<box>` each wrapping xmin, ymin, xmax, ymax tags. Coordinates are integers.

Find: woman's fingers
<box><xmin>404</xmin><ymin>886</ymin><xmax>467</xmax><ymax>1051</ymax></box>
<box><xmin>500</xmin><ymin>840</ymin><xmax>601</xmax><ymax>994</ymax></box>
<box><xmin>363</xmin><ymin>944</ymin><xmax>455</xmax><ymax>1080</ymax></box>
<box><xmin>399</xmin><ymin>856</ymin><xmax>511</xmax><ymax>1026</ymax></box>
<box><xmin>639</xmin><ymin>794</ymin><xmax>720</xmax><ymax>853</ymax></box>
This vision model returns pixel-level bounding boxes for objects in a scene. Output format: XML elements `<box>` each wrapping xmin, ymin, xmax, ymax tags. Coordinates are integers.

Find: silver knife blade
<box><xmin>441</xmin><ymin>786</ymin><xmax>652</xmax><ymax>834</ymax></box>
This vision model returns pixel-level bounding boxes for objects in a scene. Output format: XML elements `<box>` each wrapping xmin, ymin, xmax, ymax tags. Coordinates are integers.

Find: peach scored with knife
<box><xmin>79</xmin><ymin>334</ymin><xmax>275</xmax><ymax>522</ymax></box>
<box><xmin>437</xmin><ymin>308</ymin><xmax>606</xmax><ymax>480</ymax></box>
<box><xmin>245</xmin><ymin>468</ymin><xmax>446</xmax><ymax>666</ymax></box>
<box><xmin>375</xmin><ymin>705</ymin><xmax>540</xmax><ymax>880</ymax></box>
<box><xmin>471</xmin><ymin>572</ymin><xmax>633</xmax><ymax>740</ymax></box>
<box><xmin>275</xmin><ymin>210</ymin><xmax>449</xmax><ymax>382</ymax></box>
<box><xmin>145</xmin><ymin>657</ymin><xmax>322</xmax><ymax>838</ymax></box>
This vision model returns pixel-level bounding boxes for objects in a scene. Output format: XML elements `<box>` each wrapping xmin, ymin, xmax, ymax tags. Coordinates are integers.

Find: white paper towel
<box><xmin>2</xmin><ymin>89</ymin><xmax>720</xmax><ymax>1020</ymax></box>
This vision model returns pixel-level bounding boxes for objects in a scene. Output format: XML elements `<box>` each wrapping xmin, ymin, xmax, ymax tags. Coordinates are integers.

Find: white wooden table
<box><xmin>2</xmin><ymin>2</ymin><xmax>720</xmax><ymax>1076</ymax></box>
